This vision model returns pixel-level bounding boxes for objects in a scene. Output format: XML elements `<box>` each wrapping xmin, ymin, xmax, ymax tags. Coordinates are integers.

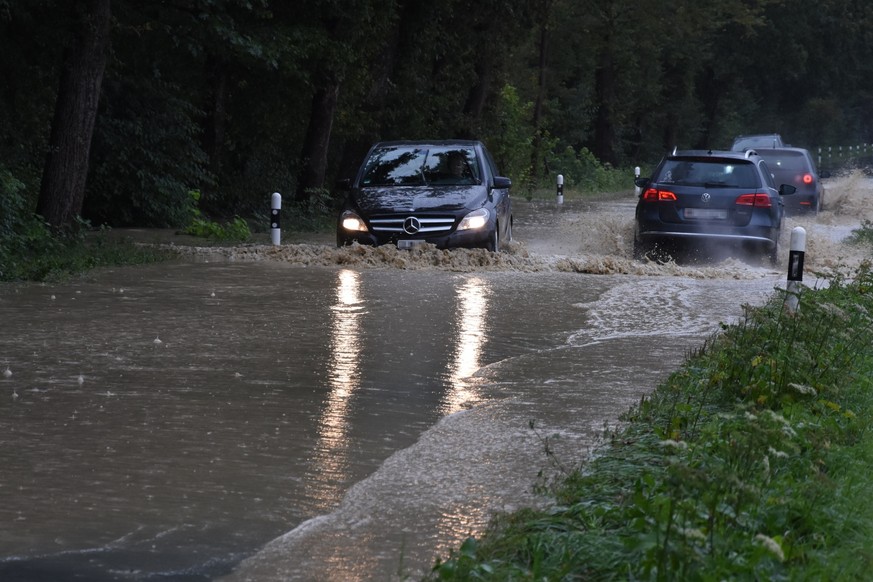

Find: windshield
<box><xmin>360</xmin><ymin>146</ymin><xmax>482</xmax><ymax>187</ymax></box>
<box><xmin>656</xmin><ymin>160</ymin><xmax>759</xmax><ymax>188</ymax></box>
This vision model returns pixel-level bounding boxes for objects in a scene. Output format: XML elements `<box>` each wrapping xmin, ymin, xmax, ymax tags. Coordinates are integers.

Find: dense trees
<box><xmin>1</xmin><ymin>0</ymin><xmax>872</xmax><ymax>231</ymax></box>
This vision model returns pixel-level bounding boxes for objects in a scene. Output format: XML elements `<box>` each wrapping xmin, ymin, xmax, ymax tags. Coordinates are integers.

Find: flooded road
<box><xmin>1</xmin><ymin>173</ymin><xmax>870</xmax><ymax>581</ymax></box>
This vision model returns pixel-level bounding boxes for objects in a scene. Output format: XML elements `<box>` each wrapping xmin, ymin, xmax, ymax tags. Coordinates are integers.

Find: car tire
<box><xmin>486</xmin><ymin>225</ymin><xmax>499</xmax><ymax>252</ymax></box>
<box><xmin>632</xmin><ymin>237</ymin><xmax>648</xmax><ymax>261</ymax></box>
<box><xmin>767</xmin><ymin>237</ymin><xmax>779</xmax><ymax>266</ymax></box>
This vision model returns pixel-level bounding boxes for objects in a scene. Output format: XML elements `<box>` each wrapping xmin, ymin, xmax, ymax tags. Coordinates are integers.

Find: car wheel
<box><xmin>632</xmin><ymin>237</ymin><xmax>648</xmax><ymax>260</ymax></box>
<box><xmin>767</xmin><ymin>237</ymin><xmax>779</xmax><ymax>266</ymax></box>
<box><xmin>632</xmin><ymin>226</ymin><xmax>653</xmax><ymax>261</ymax></box>
<box><xmin>337</xmin><ymin>231</ymin><xmax>354</xmax><ymax>247</ymax></box>
<box><xmin>486</xmin><ymin>225</ymin><xmax>499</xmax><ymax>252</ymax></box>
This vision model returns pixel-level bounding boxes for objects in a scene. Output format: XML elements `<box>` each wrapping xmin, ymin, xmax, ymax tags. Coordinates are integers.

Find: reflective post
<box><xmin>556</xmin><ymin>174</ymin><xmax>564</xmax><ymax>205</ymax></box>
<box><xmin>634</xmin><ymin>166</ymin><xmax>641</xmax><ymax>196</ymax></box>
<box><xmin>785</xmin><ymin>226</ymin><xmax>806</xmax><ymax>314</ymax></box>
<box><xmin>271</xmin><ymin>192</ymin><xmax>282</xmax><ymax>246</ymax></box>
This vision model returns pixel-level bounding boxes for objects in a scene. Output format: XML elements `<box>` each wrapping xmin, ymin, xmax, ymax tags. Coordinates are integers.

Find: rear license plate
<box><xmin>397</xmin><ymin>239</ymin><xmax>425</xmax><ymax>250</ymax></box>
<box><xmin>684</xmin><ymin>208</ymin><xmax>727</xmax><ymax>220</ymax></box>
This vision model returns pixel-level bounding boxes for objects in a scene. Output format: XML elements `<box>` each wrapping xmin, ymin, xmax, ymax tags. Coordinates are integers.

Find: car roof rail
<box><xmin>744</xmin><ymin>149</ymin><xmax>758</xmax><ymax>158</ymax></box>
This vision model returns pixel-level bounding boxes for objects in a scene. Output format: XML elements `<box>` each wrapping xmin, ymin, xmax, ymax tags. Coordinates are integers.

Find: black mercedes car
<box><xmin>336</xmin><ymin>140</ymin><xmax>513</xmax><ymax>252</ymax></box>
<box><xmin>633</xmin><ymin>149</ymin><xmax>796</xmax><ymax>264</ymax></box>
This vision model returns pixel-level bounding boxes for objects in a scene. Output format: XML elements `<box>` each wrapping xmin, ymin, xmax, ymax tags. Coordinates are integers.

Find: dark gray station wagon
<box><xmin>634</xmin><ymin>149</ymin><xmax>797</xmax><ymax>264</ymax></box>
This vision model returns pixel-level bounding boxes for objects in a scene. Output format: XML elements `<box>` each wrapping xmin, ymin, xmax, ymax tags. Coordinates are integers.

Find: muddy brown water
<box><xmin>1</xmin><ymin>175</ymin><xmax>870</xmax><ymax>581</ymax></box>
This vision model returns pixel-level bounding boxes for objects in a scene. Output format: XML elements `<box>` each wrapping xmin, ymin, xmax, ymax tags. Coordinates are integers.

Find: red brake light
<box><xmin>643</xmin><ymin>188</ymin><xmax>677</xmax><ymax>201</ymax></box>
<box><xmin>803</xmin><ymin>173</ymin><xmax>813</xmax><ymax>184</ymax></box>
<box><xmin>735</xmin><ymin>193</ymin><xmax>772</xmax><ymax>208</ymax></box>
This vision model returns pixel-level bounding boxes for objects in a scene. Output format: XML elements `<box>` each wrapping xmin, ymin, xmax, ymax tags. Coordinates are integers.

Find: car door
<box><xmin>481</xmin><ymin>146</ymin><xmax>512</xmax><ymax>237</ymax></box>
<box><xmin>758</xmin><ymin>160</ymin><xmax>784</xmax><ymax>226</ymax></box>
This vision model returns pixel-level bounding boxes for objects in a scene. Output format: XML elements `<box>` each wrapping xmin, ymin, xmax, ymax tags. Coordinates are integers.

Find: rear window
<box><xmin>731</xmin><ymin>135</ymin><xmax>783</xmax><ymax>150</ymax></box>
<box><xmin>755</xmin><ymin>151</ymin><xmax>811</xmax><ymax>174</ymax></box>
<box><xmin>655</xmin><ymin>159</ymin><xmax>759</xmax><ymax>188</ymax></box>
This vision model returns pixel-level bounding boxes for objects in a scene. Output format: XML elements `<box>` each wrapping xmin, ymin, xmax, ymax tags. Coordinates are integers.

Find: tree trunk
<box><xmin>529</xmin><ymin>15</ymin><xmax>549</xmax><ymax>181</ymax></box>
<box><xmin>461</xmin><ymin>61</ymin><xmax>492</xmax><ymax>138</ymax></box>
<box><xmin>335</xmin><ymin>0</ymin><xmax>408</xmax><ymax>183</ymax></box>
<box><xmin>593</xmin><ymin>41</ymin><xmax>617</xmax><ymax>166</ymax></box>
<box><xmin>37</xmin><ymin>0</ymin><xmax>111</xmax><ymax>230</ymax></box>
<box><xmin>204</xmin><ymin>54</ymin><xmax>229</xmax><ymax>187</ymax></box>
<box><xmin>295</xmin><ymin>79</ymin><xmax>340</xmax><ymax>203</ymax></box>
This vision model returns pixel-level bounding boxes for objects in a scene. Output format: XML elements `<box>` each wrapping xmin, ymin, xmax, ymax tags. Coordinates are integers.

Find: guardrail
<box><xmin>815</xmin><ymin>144</ymin><xmax>872</xmax><ymax>173</ymax></box>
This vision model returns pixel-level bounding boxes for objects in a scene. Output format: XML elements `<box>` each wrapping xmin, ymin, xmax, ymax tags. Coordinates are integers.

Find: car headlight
<box><xmin>457</xmin><ymin>208</ymin><xmax>490</xmax><ymax>231</ymax></box>
<box><xmin>340</xmin><ymin>211</ymin><xmax>368</xmax><ymax>232</ymax></box>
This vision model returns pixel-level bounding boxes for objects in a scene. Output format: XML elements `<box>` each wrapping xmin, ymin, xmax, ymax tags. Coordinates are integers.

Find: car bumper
<box><xmin>338</xmin><ymin>227</ymin><xmax>493</xmax><ymax>250</ymax></box>
<box><xmin>636</xmin><ymin>206</ymin><xmax>779</xmax><ymax>247</ymax></box>
<box><xmin>637</xmin><ymin>229</ymin><xmax>776</xmax><ymax>246</ymax></box>
<box><xmin>783</xmin><ymin>192</ymin><xmax>820</xmax><ymax>211</ymax></box>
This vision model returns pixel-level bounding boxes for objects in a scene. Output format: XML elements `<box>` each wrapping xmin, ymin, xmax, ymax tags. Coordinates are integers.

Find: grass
<box><xmin>428</xmin><ymin>262</ymin><xmax>873</xmax><ymax>581</ymax></box>
<box><xmin>0</xmin><ymin>225</ymin><xmax>175</xmax><ymax>282</ymax></box>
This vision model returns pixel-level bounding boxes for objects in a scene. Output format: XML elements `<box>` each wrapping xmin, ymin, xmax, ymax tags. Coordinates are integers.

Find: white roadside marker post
<box><xmin>271</xmin><ymin>192</ymin><xmax>282</xmax><ymax>246</ymax></box>
<box><xmin>556</xmin><ymin>174</ymin><xmax>564</xmax><ymax>206</ymax></box>
<box><xmin>785</xmin><ymin>226</ymin><xmax>806</xmax><ymax>314</ymax></box>
<box><xmin>634</xmin><ymin>166</ymin><xmax>641</xmax><ymax>196</ymax></box>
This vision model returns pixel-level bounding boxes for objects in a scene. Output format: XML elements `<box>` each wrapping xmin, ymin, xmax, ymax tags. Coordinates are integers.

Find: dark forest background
<box><xmin>2</xmin><ymin>0</ymin><xmax>872</xmax><ymax>232</ymax></box>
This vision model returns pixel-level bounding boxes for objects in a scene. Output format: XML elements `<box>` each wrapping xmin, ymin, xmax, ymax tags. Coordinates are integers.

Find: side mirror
<box><xmin>493</xmin><ymin>176</ymin><xmax>512</xmax><ymax>189</ymax></box>
<box><xmin>779</xmin><ymin>184</ymin><xmax>797</xmax><ymax>196</ymax></box>
<box><xmin>634</xmin><ymin>177</ymin><xmax>649</xmax><ymax>189</ymax></box>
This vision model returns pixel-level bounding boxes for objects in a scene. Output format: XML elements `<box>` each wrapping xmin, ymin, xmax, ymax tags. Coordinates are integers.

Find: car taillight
<box><xmin>643</xmin><ymin>188</ymin><xmax>677</xmax><ymax>201</ymax></box>
<box><xmin>735</xmin><ymin>193</ymin><xmax>772</xmax><ymax>208</ymax></box>
<box><xmin>803</xmin><ymin>173</ymin><xmax>814</xmax><ymax>184</ymax></box>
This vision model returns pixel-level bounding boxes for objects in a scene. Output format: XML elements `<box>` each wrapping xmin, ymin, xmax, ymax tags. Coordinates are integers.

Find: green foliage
<box><xmin>4</xmin><ymin>0</ymin><xmax>873</xmax><ymax>231</ymax></box>
<box><xmin>84</xmin><ymin>75</ymin><xmax>213</xmax><ymax>228</ymax></box>
<box><xmin>429</xmin><ymin>264</ymin><xmax>873</xmax><ymax>580</ymax></box>
<box><xmin>1</xmin><ymin>165</ymin><xmax>172</xmax><ymax>282</ymax></box>
<box><xmin>847</xmin><ymin>220</ymin><xmax>873</xmax><ymax>248</ymax></box>
<box><xmin>184</xmin><ymin>216</ymin><xmax>251</xmax><ymax>242</ymax></box>
<box><xmin>286</xmin><ymin>187</ymin><xmax>335</xmax><ymax>231</ymax></box>
<box><xmin>183</xmin><ymin>190</ymin><xmax>251</xmax><ymax>242</ymax></box>
<box><xmin>0</xmin><ymin>167</ymin><xmax>56</xmax><ymax>281</ymax></box>
<box><xmin>481</xmin><ymin>84</ymin><xmax>533</xmax><ymax>190</ymax></box>
<box><xmin>1</xmin><ymin>218</ymin><xmax>171</xmax><ymax>283</ymax></box>
<box><xmin>544</xmin><ymin>144</ymin><xmax>631</xmax><ymax>193</ymax></box>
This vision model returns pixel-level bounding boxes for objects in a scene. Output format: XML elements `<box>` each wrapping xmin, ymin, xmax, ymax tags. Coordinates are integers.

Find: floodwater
<box><xmin>1</xmin><ymin>173</ymin><xmax>870</xmax><ymax>581</ymax></box>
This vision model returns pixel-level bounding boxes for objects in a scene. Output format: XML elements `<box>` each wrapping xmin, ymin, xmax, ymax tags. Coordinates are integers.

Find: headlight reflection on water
<box><xmin>444</xmin><ymin>276</ymin><xmax>490</xmax><ymax>414</ymax></box>
<box><xmin>311</xmin><ymin>269</ymin><xmax>364</xmax><ymax>508</ymax></box>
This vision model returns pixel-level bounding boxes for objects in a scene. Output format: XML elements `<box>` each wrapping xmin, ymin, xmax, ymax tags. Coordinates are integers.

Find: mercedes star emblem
<box><xmin>404</xmin><ymin>216</ymin><xmax>421</xmax><ymax>235</ymax></box>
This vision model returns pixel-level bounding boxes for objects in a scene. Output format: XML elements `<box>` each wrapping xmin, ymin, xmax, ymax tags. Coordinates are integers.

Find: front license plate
<box><xmin>397</xmin><ymin>239</ymin><xmax>425</xmax><ymax>250</ymax></box>
<box><xmin>684</xmin><ymin>208</ymin><xmax>727</xmax><ymax>220</ymax></box>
